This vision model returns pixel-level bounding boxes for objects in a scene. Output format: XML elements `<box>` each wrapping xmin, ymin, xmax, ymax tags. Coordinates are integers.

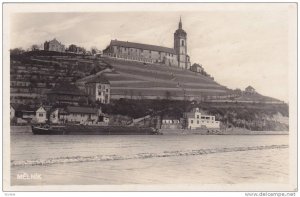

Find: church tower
<box><xmin>174</xmin><ymin>17</ymin><xmax>190</xmax><ymax>69</ymax></box>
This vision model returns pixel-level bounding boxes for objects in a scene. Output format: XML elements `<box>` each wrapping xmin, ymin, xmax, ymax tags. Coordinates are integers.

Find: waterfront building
<box><xmin>103</xmin><ymin>17</ymin><xmax>191</xmax><ymax>69</ymax></box>
<box><xmin>35</xmin><ymin>106</ymin><xmax>47</xmax><ymax>123</ymax></box>
<box><xmin>161</xmin><ymin>115</ymin><xmax>182</xmax><ymax>129</ymax></box>
<box><xmin>50</xmin><ymin>106</ymin><xmax>109</xmax><ymax>125</ymax></box>
<box><xmin>84</xmin><ymin>76</ymin><xmax>110</xmax><ymax>104</ymax></box>
<box><xmin>44</xmin><ymin>38</ymin><xmax>65</xmax><ymax>53</ymax></box>
<box><xmin>184</xmin><ymin>108</ymin><xmax>220</xmax><ymax>129</ymax></box>
<box><xmin>10</xmin><ymin>104</ymin><xmax>18</xmax><ymax>120</ymax></box>
<box><xmin>49</xmin><ymin>108</ymin><xmax>69</xmax><ymax>124</ymax></box>
<box><xmin>64</xmin><ymin>106</ymin><xmax>100</xmax><ymax>125</ymax></box>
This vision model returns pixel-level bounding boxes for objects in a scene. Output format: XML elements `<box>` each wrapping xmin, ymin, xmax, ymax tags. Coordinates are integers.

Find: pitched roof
<box><xmin>162</xmin><ymin>114</ymin><xmax>180</xmax><ymax>120</ymax></box>
<box><xmin>66</xmin><ymin>106</ymin><xmax>98</xmax><ymax>114</ymax></box>
<box><xmin>48</xmin><ymin>82</ymin><xmax>86</xmax><ymax>96</ymax></box>
<box><xmin>10</xmin><ymin>103</ymin><xmax>21</xmax><ymax>110</ymax></box>
<box><xmin>110</xmin><ymin>40</ymin><xmax>176</xmax><ymax>54</ymax></box>
<box><xmin>86</xmin><ymin>75</ymin><xmax>110</xmax><ymax>84</ymax></box>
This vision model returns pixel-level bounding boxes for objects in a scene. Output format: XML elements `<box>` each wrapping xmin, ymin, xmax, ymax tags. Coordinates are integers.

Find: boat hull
<box><xmin>31</xmin><ymin>125</ymin><xmax>159</xmax><ymax>135</ymax></box>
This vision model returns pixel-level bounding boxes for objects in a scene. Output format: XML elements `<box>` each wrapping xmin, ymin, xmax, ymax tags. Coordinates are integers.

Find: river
<box><xmin>10</xmin><ymin>131</ymin><xmax>289</xmax><ymax>187</ymax></box>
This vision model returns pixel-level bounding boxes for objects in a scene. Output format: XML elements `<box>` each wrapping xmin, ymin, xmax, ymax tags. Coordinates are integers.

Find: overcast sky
<box><xmin>10</xmin><ymin>4</ymin><xmax>295</xmax><ymax>102</ymax></box>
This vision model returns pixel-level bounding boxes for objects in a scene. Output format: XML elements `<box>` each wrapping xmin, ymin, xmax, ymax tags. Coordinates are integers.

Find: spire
<box><xmin>179</xmin><ymin>16</ymin><xmax>182</xmax><ymax>29</ymax></box>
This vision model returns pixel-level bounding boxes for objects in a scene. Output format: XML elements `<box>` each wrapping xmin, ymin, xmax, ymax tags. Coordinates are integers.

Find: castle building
<box><xmin>103</xmin><ymin>17</ymin><xmax>191</xmax><ymax>69</ymax></box>
<box><xmin>44</xmin><ymin>38</ymin><xmax>65</xmax><ymax>53</ymax></box>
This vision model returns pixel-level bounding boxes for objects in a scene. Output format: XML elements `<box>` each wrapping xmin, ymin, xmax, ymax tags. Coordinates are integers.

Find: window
<box><xmin>197</xmin><ymin>120</ymin><xmax>199</xmax><ymax>124</ymax></box>
<box><xmin>191</xmin><ymin>120</ymin><xmax>193</xmax><ymax>124</ymax></box>
<box><xmin>52</xmin><ymin>114</ymin><xmax>56</xmax><ymax>118</ymax></box>
<box><xmin>39</xmin><ymin>113</ymin><xmax>43</xmax><ymax>117</ymax></box>
<box><xmin>181</xmin><ymin>40</ymin><xmax>184</xmax><ymax>46</ymax></box>
<box><xmin>106</xmin><ymin>89</ymin><xmax>109</xmax><ymax>93</ymax></box>
<box><xmin>197</xmin><ymin>115</ymin><xmax>199</xmax><ymax>119</ymax></box>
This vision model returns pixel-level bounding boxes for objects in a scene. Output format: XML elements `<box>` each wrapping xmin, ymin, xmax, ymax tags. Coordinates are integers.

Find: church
<box><xmin>103</xmin><ymin>18</ymin><xmax>191</xmax><ymax>69</ymax></box>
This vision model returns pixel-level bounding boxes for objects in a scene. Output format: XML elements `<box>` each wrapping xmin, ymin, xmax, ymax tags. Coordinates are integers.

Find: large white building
<box><xmin>84</xmin><ymin>76</ymin><xmax>110</xmax><ymax>104</ymax></box>
<box><xmin>184</xmin><ymin>108</ymin><xmax>220</xmax><ymax>129</ymax></box>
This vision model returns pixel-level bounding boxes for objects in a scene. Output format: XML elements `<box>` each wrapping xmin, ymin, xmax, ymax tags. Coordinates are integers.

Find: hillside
<box><xmin>10</xmin><ymin>51</ymin><xmax>110</xmax><ymax>104</ymax></box>
<box><xmin>100</xmin><ymin>57</ymin><xmax>229</xmax><ymax>100</ymax></box>
<box><xmin>10</xmin><ymin>52</ymin><xmax>284</xmax><ymax>105</ymax></box>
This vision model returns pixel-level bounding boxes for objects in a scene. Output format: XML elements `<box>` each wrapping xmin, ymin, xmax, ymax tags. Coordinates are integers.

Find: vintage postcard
<box><xmin>2</xmin><ymin>2</ymin><xmax>298</xmax><ymax>192</ymax></box>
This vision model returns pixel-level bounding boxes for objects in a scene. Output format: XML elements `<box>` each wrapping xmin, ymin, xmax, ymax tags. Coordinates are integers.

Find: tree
<box><xmin>91</xmin><ymin>47</ymin><xmax>98</xmax><ymax>55</ymax></box>
<box><xmin>31</xmin><ymin>44</ymin><xmax>40</xmax><ymax>51</ymax></box>
<box><xmin>233</xmin><ymin>88</ymin><xmax>242</xmax><ymax>96</ymax></box>
<box><xmin>10</xmin><ymin>48</ymin><xmax>25</xmax><ymax>56</ymax></box>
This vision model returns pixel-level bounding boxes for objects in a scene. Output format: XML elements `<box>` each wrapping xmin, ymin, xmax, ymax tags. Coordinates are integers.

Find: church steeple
<box><xmin>179</xmin><ymin>16</ymin><xmax>182</xmax><ymax>29</ymax></box>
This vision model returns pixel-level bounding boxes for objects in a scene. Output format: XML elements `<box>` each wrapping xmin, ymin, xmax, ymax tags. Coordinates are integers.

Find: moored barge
<box><xmin>31</xmin><ymin>124</ymin><xmax>161</xmax><ymax>135</ymax></box>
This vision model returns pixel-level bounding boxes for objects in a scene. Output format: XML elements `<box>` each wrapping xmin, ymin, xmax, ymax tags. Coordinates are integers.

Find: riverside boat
<box><xmin>31</xmin><ymin>124</ymin><xmax>161</xmax><ymax>135</ymax></box>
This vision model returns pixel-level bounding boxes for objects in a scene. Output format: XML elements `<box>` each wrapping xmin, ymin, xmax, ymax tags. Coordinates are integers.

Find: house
<box><xmin>184</xmin><ymin>108</ymin><xmax>220</xmax><ymax>129</ymax></box>
<box><xmin>190</xmin><ymin>63</ymin><xmax>204</xmax><ymax>73</ymax></box>
<box><xmin>50</xmin><ymin>106</ymin><xmax>109</xmax><ymax>125</ymax></box>
<box><xmin>161</xmin><ymin>115</ymin><xmax>182</xmax><ymax>129</ymax></box>
<box><xmin>49</xmin><ymin>108</ymin><xmax>68</xmax><ymax>124</ymax></box>
<box><xmin>44</xmin><ymin>38</ymin><xmax>65</xmax><ymax>53</ymax></box>
<box><xmin>10</xmin><ymin>104</ymin><xmax>18</xmax><ymax>120</ymax></box>
<box><xmin>20</xmin><ymin>105</ymin><xmax>36</xmax><ymax>122</ymax></box>
<box><xmin>35</xmin><ymin>106</ymin><xmax>47</xmax><ymax>123</ymax></box>
<box><xmin>84</xmin><ymin>75</ymin><xmax>110</xmax><ymax>104</ymax></box>
<box><xmin>64</xmin><ymin>106</ymin><xmax>100</xmax><ymax>125</ymax></box>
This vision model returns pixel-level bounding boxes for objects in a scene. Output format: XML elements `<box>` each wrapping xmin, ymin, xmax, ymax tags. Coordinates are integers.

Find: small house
<box><xmin>161</xmin><ymin>115</ymin><xmax>182</xmax><ymax>129</ymax></box>
<box><xmin>35</xmin><ymin>106</ymin><xmax>47</xmax><ymax>123</ymax></box>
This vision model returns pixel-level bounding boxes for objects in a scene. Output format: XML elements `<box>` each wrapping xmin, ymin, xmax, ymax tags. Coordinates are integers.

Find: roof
<box><xmin>162</xmin><ymin>115</ymin><xmax>180</xmax><ymax>120</ymax></box>
<box><xmin>110</xmin><ymin>40</ymin><xmax>176</xmax><ymax>54</ymax></box>
<box><xmin>174</xmin><ymin>28</ymin><xmax>187</xmax><ymax>37</ymax></box>
<box><xmin>185</xmin><ymin>108</ymin><xmax>208</xmax><ymax>118</ymax></box>
<box><xmin>14</xmin><ymin>105</ymin><xmax>37</xmax><ymax>112</ymax></box>
<box><xmin>86</xmin><ymin>75</ymin><xmax>110</xmax><ymax>84</ymax></box>
<box><xmin>10</xmin><ymin>103</ymin><xmax>20</xmax><ymax>110</ymax></box>
<box><xmin>48</xmin><ymin>82</ymin><xmax>86</xmax><ymax>96</ymax></box>
<box><xmin>66</xmin><ymin>106</ymin><xmax>98</xmax><ymax>114</ymax></box>
<box><xmin>48</xmin><ymin>38</ymin><xmax>63</xmax><ymax>46</ymax></box>
<box><xmin>191</xmin><ymin>64</ymin><xmax>202</xmax><ymax>68</ymax></box>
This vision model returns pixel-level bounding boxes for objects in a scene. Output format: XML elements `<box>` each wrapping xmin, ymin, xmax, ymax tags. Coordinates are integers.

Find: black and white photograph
<box><xmin>2</xmin><ymin>2</ymin><xmax>298</xmax><ymax>193</ymax></box>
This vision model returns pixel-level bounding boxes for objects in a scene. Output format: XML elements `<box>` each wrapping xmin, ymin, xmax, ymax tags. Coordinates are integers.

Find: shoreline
<box><xmin>10</xmin><ymin>125</ymin><xmax>288</xmax><ymax>135</ymax></box>
<box><xmin>159</xmin><ymin>128</ymin><xmax>289</xmax><ymax>135</ymax></box>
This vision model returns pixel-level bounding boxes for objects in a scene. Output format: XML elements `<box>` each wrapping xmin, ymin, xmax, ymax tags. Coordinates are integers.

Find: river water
<box><xmin>10</xmin><ymin>132</ymin><xmax>289</xmax><ymax>186</ymax></box>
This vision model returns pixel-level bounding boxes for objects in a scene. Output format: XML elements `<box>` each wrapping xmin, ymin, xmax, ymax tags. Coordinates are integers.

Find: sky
<box><xmin>9</xmin><ymin>4</ymin><xmax>295</xmax><ymax>102</ymax></box>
